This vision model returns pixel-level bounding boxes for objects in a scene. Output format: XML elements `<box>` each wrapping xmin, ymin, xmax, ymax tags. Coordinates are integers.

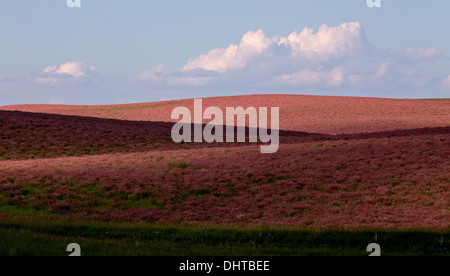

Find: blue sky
<box><xmin>1</xmin><ymin>0</ymin><xmax>449</xmax><ymax>105</ymax></box>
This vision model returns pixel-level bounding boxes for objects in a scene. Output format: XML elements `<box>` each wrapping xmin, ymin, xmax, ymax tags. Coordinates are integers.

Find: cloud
<box><xmin>398</xmin><ymin>48</ymin><xmax>438</xmax><ymax>60</ymax></box>
<box><xmin>280</xmin><ymin>22</ymin><xmax>367</xmax><ymax>60</ymax></box>
<box><xmin>183</xmin><ymin>30</ymin><xmax>275</xmax><ymax>73</ymax></box>
<box><xmin>136</xmin><ymin>22</ymin><xmax>448</xmax><ymax>97</ymax></box>
<box><xmin>442</xmin><ymin>75</ymin><xmax>450</xmax><ymax>89</ymax></box>
<box><xmin>395</xmin><ymin>48</ymin><xmax>442</xmax><ymax>65</ymax></box>
<box><xmin>262</xmin><ymin>66</ymin><xmax>345</xmax><ymax>87</ymax></box>
<box><xmin>136</xmin><ymin>63</ymin><xmax>217</xmax><ymax>87</ymax></box>
<box><xmin>183</xmin><ymin>22</ymin><xmax>367</xmax><ymax>74</ymax></box>
<box><xmin>348</xmin><ymin>62</ymin><xmax>392</xmax><ymax>86</ymax></box>
<box><xmin>33</xmin><ymin>62</ymin><xmax>97</xmax><ymax>86</ymax></box>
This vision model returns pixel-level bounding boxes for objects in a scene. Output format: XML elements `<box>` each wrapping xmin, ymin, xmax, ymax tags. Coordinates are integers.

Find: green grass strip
<box><xmin>0</xmin><ymin>220</ymin><xmax>448</xmax><ymax>256</ymax></box>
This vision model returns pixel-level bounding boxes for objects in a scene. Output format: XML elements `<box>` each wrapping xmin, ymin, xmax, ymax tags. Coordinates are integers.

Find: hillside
<box><xmin>2</xmin><ymin>95</ymin><xmax>449</xmax><ymax>134</ymax></box>
<box><xmin>0</xmin><ymin>95</ymin><xmax>448</xmax><ymax>230</ymax></box>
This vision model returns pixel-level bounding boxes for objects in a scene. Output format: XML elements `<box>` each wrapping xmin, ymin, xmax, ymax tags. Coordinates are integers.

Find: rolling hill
<box><xmin>0</xmin><ymin>94</ymin><xmax>448</xmax><ymax>231</ymax></box>
<box><xmin>2</xmin><ymin>95</ymin><xmax>449</xmax><ymax>134</ymax></box>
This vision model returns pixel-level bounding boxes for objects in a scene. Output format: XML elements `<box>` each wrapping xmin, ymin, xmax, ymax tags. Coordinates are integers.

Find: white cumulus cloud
<box><xmin>136</xmin><ymin>22</ymin><xmax>448</xmax><ymax>97</ymax></box>
<box><xmin>280</xmin><ymin>22</ymin><xmax>366</xmax><ymax>60</ymax></box>
<box><xmin>34</xmin><ymin>62</ymin><xmax>97</xmax><ymax>86</ymax></box>
<box><xmin>183</xmin><ymin>29</ymin><xmax>275</xmax><ymax>73</ymax></box>
<box><xmin>183</xmin><ymin>22</ymin><xmax>367</xmax><ymax>74</ymax></box>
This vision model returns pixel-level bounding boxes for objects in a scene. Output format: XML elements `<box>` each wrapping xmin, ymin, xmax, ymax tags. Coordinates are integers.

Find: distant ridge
<box><xmin>1</xmin><ymin>94</ymin><xmax>449</xmax><ymax>134</ymax></box>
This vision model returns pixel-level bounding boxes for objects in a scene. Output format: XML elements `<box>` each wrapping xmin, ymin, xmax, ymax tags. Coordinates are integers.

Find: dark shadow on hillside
<box><xmin>0</xmin><ymin>110</ymin><xmax>448</xmax><ymax>160</ymax></box>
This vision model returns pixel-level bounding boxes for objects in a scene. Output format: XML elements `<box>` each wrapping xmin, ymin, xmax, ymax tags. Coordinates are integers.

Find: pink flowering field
<box><xmin>0</xmin><ymin>95</ymin><xmax>449</xmax><ymax>230</ymax></box>
<box><xmin>2</xmin><ymin>94</ymin><xmax>449</xmax><ymax>134</ymax></box>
